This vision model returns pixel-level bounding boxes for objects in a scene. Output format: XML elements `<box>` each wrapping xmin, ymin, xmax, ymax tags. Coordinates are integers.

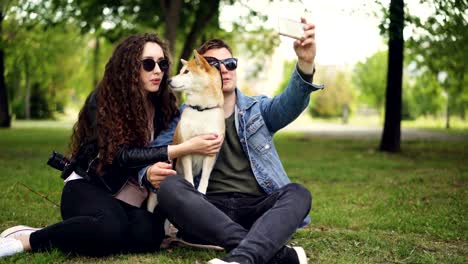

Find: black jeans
<box><xmin>158</xmin><ymin>175</ymin><xmax>312</xmax><ymax>264</ymax></box>
<box><xmin>29</xmin><ymin>180</ymin><xmax>165</xmax><ymax>256</ymax></box>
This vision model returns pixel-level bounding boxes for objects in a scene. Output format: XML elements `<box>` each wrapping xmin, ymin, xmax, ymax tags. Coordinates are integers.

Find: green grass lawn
<box><xmin>0</xmin><ymin>124</ymin><xmax>466</xmax><ymax>263</ymax></box>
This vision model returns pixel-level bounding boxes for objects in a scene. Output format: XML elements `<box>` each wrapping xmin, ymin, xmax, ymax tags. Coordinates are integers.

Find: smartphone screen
<box><xmin>278</xmin><ymin>18</ymin><xmax>305</xmax><ymax>40</ymax></box>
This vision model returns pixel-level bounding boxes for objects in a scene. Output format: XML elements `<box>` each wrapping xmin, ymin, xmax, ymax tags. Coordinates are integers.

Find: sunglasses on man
<box><xmin>141</xmin><ymin>58</ymin><xmax>169</xmax><ymax>72</ymax></box>
<box><xmin>203</xmin><ymin>57</ymin><xmax>238</xmax><ymax>71</ymax></box>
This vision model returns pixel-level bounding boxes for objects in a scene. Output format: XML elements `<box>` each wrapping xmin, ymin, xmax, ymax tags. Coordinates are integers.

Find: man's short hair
<box><xmin>197</xmin><ymin>39</ymin><xmax>233</xmax><ymax>56</ymax></box>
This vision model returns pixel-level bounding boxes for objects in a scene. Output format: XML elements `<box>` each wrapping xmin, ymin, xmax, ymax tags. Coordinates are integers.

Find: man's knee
<box><xmin>157</xmin><ymin>175</ymin><xmax>188</xmax><ymax>207</ymax></box>
<box><xmin>159</xmin><ymin>174</ymin><xmax>184</xmax><ymax>193</ymax></box>
<box><xmin>284</xmin><ymin>183</ymin><xmax>312</xmax><ymax>208</ymax></box>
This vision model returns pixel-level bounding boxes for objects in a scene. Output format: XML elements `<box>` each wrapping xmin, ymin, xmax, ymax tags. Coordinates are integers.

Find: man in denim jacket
<box><xmin>142</xmin><ymin>18</ymin><xmax>324</xmax><ymax>264</ymax></box>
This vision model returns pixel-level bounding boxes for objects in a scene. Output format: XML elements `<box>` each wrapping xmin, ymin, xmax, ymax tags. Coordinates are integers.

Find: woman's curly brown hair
<box><xmin>69</xmin><ymin>33</ymin><xmax>178</xmax><ymax>174</ymax></box>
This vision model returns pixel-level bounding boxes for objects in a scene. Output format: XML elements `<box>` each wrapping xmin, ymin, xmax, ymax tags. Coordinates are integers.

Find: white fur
<box><xmin>177</xmin><ymin>107</ymin><xmax>224</xmax><ymax>193</ymax></box>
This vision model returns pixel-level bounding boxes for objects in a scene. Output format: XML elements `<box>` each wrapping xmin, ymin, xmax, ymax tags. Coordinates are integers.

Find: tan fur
<box><xmin>147</xmin><ymin>50</ymin><xmax>224</xmax><ymax>212</ymax></box>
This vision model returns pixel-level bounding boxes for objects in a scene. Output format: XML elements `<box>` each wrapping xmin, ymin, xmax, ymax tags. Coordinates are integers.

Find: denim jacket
<box><xmin>139</xmin><ymin>65</ymin><xmax>324</xmax><ymax>226</ymax></box>
<box><xmin>234</xmin><ymin>65</ymin><xmax>323</xmax><ymax>226</ymax></box>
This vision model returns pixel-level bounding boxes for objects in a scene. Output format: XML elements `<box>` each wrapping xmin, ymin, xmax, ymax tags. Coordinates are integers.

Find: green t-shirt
<box><xmin>207</xmin><ymin>113</ymin><xmax>265</xmax><ymax>196</ymax></box>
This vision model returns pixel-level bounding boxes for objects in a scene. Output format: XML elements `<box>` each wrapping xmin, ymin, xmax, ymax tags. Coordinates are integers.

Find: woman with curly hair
<box><xmin>0</xmin><ymin>33</ymin><xmax>223</xmax><ymax>258</ymax></box>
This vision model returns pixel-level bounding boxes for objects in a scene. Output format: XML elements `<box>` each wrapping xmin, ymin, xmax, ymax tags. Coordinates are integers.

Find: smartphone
<box><xmin>278</xmin><ymin>17</ymin><xmax>305</xmax><ymax>40</ymax></box>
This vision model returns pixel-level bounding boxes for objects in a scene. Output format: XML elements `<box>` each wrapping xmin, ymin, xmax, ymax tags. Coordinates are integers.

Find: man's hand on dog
<box><xmin>294</xmin><ymin>17</ymin><xmax>316</xmax><ymax>74</ymax></box>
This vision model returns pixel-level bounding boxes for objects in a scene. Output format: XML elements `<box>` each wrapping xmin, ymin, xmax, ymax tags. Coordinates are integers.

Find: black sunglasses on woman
<box><xmin>141</xmin><ymin>58</ymin><xmax>169</xmax><ymax>72</ymax></box>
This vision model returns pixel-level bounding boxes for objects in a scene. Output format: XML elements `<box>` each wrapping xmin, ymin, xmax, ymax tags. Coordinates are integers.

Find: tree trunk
<box><xmin>160</xmin><ymin>0</ymin><xmax>183</xmax><ymax>102</ymax></box>
<box><xmin>161</xmin><ymin>0</ymin><xmax>219</xmax><ymax>102</ymax></box>
<box><xmin>342</xmin><ymin>104</ymin><xmax>349</xmax><ymax>124</ymax></box>
<box><xmin>0</xmin><ymin>10</ymin><xmax>10</xmax><ymax>127</ymax></box>
<box><xmin>24</xmin><ymin>54</ymin><xmax>31</xmax><ymax>119</ymax></box>
<box><xmin>446</xmin><ymin>93</ymin><xmax>450</xmax><ymax>129</ymax></box>
<box><xmin>380</xmin><ymin>0</ymin><xmax>404</xmax><ymax>152</ymax></box>
<box><xmin>457</xmin><ymin>71</ymin><xmax>465</xmax><ymax>121</ymax></box>
<box><xmin>92</xmin><ymin>34</ymin><xmax>100</xmax><ymax>89</ymax></box>
<box><xmin>178</xmin><ymin>0</ymin><xmax>220</xmax><ymax>72</ymax></box>
<box><xmin>160</xmin><ymin>0</ymin><xmax>183</xmax><ymax>58</ymax></box>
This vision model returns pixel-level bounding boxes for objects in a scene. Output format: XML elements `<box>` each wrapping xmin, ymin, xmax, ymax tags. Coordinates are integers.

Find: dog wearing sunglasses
<box><xmin>147</xmin><ymin>50</ymin><xmax>224</xmax><ymax>212</ymax></box>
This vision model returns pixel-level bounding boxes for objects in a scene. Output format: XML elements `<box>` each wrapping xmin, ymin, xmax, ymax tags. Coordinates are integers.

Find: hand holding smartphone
<box><xmin>278</xmin><ymin>17</ymin><xmax>305</xmax><ymax>40</ymax></box>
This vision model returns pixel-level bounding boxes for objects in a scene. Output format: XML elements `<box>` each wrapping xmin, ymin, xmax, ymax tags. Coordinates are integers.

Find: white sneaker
<box><xmin>0</xmin><ymin>237</ymin><xmax>24</xmax><ymax>258</ymax></box>
<box><xmin>292</xmin><ymin>246</ymin><xmax>308</xmax><ymax>264</ymax></box>
<box><xmin>0</xmin><ymin>225</ymin><xmax>41</xmax><ymax>239</ymax></box>
<box><xmin>270</xmin><ymin>245</ymin><xmax>308</xmax><ymax>264</ymax></box>
<box><xmin>207</xmin><ymin>259</ymin><xmax>240</xmax><ymax>264</ymax></box>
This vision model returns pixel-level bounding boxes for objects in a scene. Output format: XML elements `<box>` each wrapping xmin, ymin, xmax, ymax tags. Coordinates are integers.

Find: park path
<box><xmin>9</xmin><ymin>117</ymin><xmax>468</xmax><ymax>141</ymax></box>
<box><xmin>281</xmin><ymin>115</ymin><xmax>468</xmax><ymax>141</ymax></box>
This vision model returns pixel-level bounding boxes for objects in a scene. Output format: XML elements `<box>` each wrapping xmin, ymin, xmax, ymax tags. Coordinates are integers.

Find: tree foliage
<box><xmin>352</xmin><ymin>51</ymin><xmax>388</xmax><ymax>111</ymax></box>
<box><xmin>1</xmin><ymin>0</ymin><xmax>286</xmax><ymax>122</ymax></box>
<box><xmin>309</xmin><ymin>67</ymin><xmax>354</xmax><ymax>119</ymax></box>
<box><xmin>274</xmin><ymin>60</ymin><xmax>296</xmax><ymax>96</ymax></box>
<box><xmin>352</xmin><ymin>49</ymin><xmax>444</xmax><ymax>121</ymax></box>
<box><xmin>405</xmin><ymin>66</ymin><xmax>445</xmax><ymax>117</ymax></box>
<box><xmin>405</xmin><ymin>0</ymin><xmax>468</xmax><ymax>123</ymax></box>
<box><xmin>3</xmin><ymin>8</ymin><xmax>97</xmax><ymax>119</ymax></box>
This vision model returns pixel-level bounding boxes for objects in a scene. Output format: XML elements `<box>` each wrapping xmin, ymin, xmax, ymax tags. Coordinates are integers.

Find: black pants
<box><xmin>158</xmin><ymin>175</ymin><xmax>312</xmax><ymax>264</ymax></box>
<box><xmin>29</xmin><ymin>180</ymin><xmax>165</xmax><ymax>256</ymax></box>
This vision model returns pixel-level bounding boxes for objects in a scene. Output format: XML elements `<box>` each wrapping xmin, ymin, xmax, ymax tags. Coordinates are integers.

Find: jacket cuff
<box><xmin>296</xmin><ymin>65</ymin><xmax>315</xmax><ymax>83</ymax></box>
<box><xmin>138</xmin><ymin>166</ymin><xmax>150</xmax><ymax>187</ymax></box>
<box><xmin>294</xmin><ymin>64</ymin><xmax>325</xmax><ymax>90</ymax></box>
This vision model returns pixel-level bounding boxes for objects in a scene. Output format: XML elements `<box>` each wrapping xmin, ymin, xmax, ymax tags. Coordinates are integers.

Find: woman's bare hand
<box><xmin>146</xmin><ymin>162</ymin><xmax>176</xmax><ymax>188</ymax></box>
<box><xmin>186</xmin><ymin>134</ymin><xmax>224</xmax><ymax>156</ymax></box>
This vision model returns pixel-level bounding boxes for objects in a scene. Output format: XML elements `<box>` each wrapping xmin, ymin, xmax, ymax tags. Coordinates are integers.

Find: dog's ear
<box><xmin>193</xmin><ymin>49</ymin><xmax>211</xmax><ymax>71</ymax></box>
<box><xmin>178</xmin><ymin>59</ymin><xmax>189</xmax><ymax>74</ymax></box>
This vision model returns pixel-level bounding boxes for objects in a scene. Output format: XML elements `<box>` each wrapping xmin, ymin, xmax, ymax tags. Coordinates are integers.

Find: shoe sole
<box><xmin>292</xmin><ymin>246</ymin><xmax>308</xmax><ymax>264</ymax></box>
<box><xmin>175</xmin><ymin>238</ymin><xmax>224</xmax><ymax>251</ymax></box>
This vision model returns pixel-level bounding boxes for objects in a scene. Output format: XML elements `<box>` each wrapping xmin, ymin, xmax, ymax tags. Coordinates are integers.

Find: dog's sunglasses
<box><xmin>141</xmin><ymin>58</ymin><xmax>169</xmax><ymax>72</ymax></box>
<box><xmin>203</xmin><ymin>57</ymin><xmax>238</xmax><ymax>71</ymax></box>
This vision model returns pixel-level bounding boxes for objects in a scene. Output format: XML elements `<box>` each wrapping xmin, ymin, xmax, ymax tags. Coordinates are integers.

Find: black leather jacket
<box><xmin>65</xmin><ymin>91</ymin><xmax>170</xmax><ymax>195</ymax></box>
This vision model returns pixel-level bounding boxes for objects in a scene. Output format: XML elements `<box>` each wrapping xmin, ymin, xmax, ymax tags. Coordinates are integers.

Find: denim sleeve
<box><xmin>137</xmin><ymin>107</ymin><xmax>183</xmax><ymax>189</ymax></box>
<box><xmin>260</xmin><ymin>64</ymin><xmax>324</xmax><ymax>133</ymax></box>
<box><xmin>138</xmin><ymin>166</ymin><xmax>153</xmax><ymax>190</ymax></box>
<box><xmin>300</xmin><ymin>215</ymin><xmax>311</xmax><ymax>228</ymax></box>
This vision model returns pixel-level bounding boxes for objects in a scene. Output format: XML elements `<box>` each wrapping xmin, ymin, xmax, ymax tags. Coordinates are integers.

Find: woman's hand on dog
<box><xmin>146</xmin><ymin>162</ymin><xmax>176</xmax><ymax>188</ymax></box>
<box><xmin>186</xmin><ymin>134</ymin><xmax>224</xmax><ymax>156</ymax></box>
<box><xmin>167</xmin><ymin>134</ymin><xmax>223</xmax><ymax>159</ymax></box>
<box><xmin>149</xmin><ymin>134</ymin><xmax>223</xmax><ymax>188</ymax></box>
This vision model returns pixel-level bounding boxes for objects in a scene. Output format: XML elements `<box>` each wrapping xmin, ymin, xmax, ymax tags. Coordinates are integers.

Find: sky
<box><xmin>220</xmin><ymin>0</ymin><xmax>388</xmax><ymax>66</ymax></box>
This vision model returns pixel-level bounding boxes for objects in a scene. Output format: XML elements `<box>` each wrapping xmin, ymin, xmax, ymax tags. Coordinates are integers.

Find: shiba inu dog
<box><xmin>147</xmin><ymin>50</ymin><xmax>224</xmax><ymax>212</ymax></box>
